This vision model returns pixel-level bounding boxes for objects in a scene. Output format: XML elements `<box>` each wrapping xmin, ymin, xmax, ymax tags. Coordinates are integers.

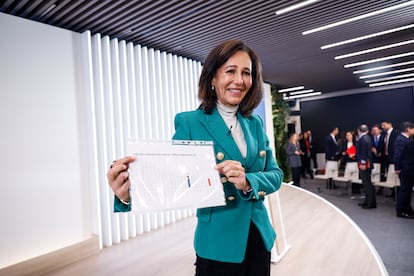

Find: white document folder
<box><xmin>127</xmin><ymin>140</ymin><xmax>226</xmax><ymax>213</ymax></box>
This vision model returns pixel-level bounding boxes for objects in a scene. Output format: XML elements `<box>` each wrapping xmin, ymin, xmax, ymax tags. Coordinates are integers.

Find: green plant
<box><xmin>271</xmin><ymin>84</ymin><xmax>290</xmax><ymax>182</ymax></box>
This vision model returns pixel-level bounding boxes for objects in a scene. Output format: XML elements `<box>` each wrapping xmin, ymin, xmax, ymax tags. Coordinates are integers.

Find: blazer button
<box><xmin>252</xmin><ymin>196</ymin><xmax>256</xmax><ymax>199</ymax></box>
<box><xmin>227</xmin><ymin>196</ymin><xmax>236</xmax><ymax>201</ymax></box>
<box><xmin>216</xmin><ymin>152</ymin><xmax>225</xmax><ymax>160</ymax></box>
<box><xmin>220</xmin><ymin>176</ymin><xmax>228</xmax><ymax>183</ymax></box>
<box><xmin>259</xmin><ymin>150</ymin><xmax>266</xmax><ymax>158</ymax></box>
<box><xmin>258</xmin><ymin>191</ymin><xmax>266</xmax><ymax>196</ymax></box>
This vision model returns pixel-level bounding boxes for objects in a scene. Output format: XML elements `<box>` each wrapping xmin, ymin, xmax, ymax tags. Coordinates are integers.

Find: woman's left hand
<box><xmin>215</xmin><ymin>160</ymin><xmax>251</xmax><ymax>191</ymax></box>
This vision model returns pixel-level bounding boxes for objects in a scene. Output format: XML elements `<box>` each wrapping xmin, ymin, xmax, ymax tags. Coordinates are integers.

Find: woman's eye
<box><xmin>243</xmin><ymin>71</ymin><xmax>251</xmax><ymax>76</ymax></box>
<box><xmin>226</xmin><ymin>70</ymin><xmax>235</xmax><ymax>74</ymax></box>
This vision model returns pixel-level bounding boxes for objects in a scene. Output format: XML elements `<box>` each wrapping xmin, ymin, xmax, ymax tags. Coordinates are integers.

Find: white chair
<box><xmin>314</xmin><ymin>160</ymin><xmax>339</xmax><ymax>179</ymax></box>
<box><xmin>314</xmin><ymin>160</ymin><xmax>339</xmax><ymax>189</ymax></box>
<box><xmin>372</xmin><ymin>164</ymin><xmax>400</xmax><ymax>201</ymax></box>
<box><xmin>333</xmin><ymin>162</ymin><xmax>359</xmax><ymax>195</ymax></box>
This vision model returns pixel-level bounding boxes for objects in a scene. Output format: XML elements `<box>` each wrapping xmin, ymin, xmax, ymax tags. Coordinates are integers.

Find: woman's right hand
<box><xmin>106</xmin><ymin>156</ymin><xmax>136</xmax><ymax>202</ymax></box>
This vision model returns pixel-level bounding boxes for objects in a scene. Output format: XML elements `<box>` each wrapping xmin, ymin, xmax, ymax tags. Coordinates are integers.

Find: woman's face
<box><xmin>212</xmin><ymin>51</ymin><xmax>252</xmax><ymax>106</ymax></box>
<box><xmin>346</xmin><ymin>132</ymin><xmax>353</xmax><ymax>141</ymax></box>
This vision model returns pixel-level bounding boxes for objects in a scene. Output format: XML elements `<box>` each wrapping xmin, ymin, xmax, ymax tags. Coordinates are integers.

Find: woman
<box><xmin>286</xmin><ymin>133</ymin><xmax>303</xmax><ymax>187</ymax></box>
<box><xmin>341</xmin><ymin>131</ymin><xmax>356</xmax><ymax>163</ymax></box>
<box><xmin>107</xmin><ymin>40</ymin><xmax>283</xmax><ymax>276</ymax></box>
<box><xmin>340</xmin><ymin>130</ymin><xmax>360</xmax><ymax>193</ymax></box>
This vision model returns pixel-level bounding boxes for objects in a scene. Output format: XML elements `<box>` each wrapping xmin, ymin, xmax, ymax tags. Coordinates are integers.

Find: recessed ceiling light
<box><xmin>369</xmin><ymin>77</ymin><xmax>414</xmax><ymax>87</ymax></box>
<box><xmin>335</xmin><ymin>39</ymin><xmax>414</xmax><ymax>60</ymax></box>
<box><xmin>303</xmin><ymin>1</ymin><xmax>414</xmax><ymax>35</ymax></box>
<box><xmin>284</xmin><ymin>92</ymin><xmax>322</xmax><ymax>100</ymax></box>
<box><xmin>365</xmin><ymin>73</ymin><xmax>414</xmax><ymax>84</ymax></box>
<box><xmin>290</xmin><ymin>89</ymin><xmax>314</xmax><ymax>95</ymax></box>
<box><xmin>353</xmin><ymin>61</ymin><xmax>414</xmax><ymax>74</ymax></box>
<box><xmin>344</xmin><ymin>52</ymin><xmax>414</xmax><ymax>68</ymax></box>
<box><xmin>321</xmin><ymin>24</ymin><xmax>414</xmax><ymax>49</ymax></box>
<box><xmin>276</xmin><ymin>0</ymin><xmax>319</xmax><ymax>15</ymax></box>
<box><xmin>278</xmin><ymin>86</ymin><xmax>304</xmax><ymax>93</ymax></box>
<box><xmin>359</xmin><ymin>67</ymin><xmax>414</xmax><ymax>79</ymax></box>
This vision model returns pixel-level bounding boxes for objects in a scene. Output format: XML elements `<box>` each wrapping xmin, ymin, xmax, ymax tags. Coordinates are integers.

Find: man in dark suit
<box><xmin>394</xmin><ymin>121</ymin><xmax>414</xmax><ymax>219</ymax></box>
<box><xmin>325</xmin><ymin>127</ymin><xmax>339</xmax><ymax>189</ymax></box>
<box><xmin>381</xmin><ymin>120</ymin><xmax>399</xmax><ymax>197</ymax></box>
<box><xmin>370</xmin><ymin>124</ymin><xmax>385</xmax><ymax>194</ymax></box>
<box><xmin>307</xmin><ymin>130</ymin><xmax>318</xmax><ymax>170</ymax></box>
<box><xmin>357</xmin><ymin>124</ymin><xmax>376</xmax><ymax>209</ymax></box>
<box><xmin>325</xmin><ymin>127</ymin><xmax>339</xmax><ymax>161</ymax></box>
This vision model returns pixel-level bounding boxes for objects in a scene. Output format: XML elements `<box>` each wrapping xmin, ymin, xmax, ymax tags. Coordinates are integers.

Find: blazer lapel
<box><xmin>238</xmin><ymin>113</ymin><xmax>259</xmax><ymax>167</ymax></box>
<box><xmin>200</xmin><ymin>108</ymin><xmax>244</xmax><ymax>162</ymax></box>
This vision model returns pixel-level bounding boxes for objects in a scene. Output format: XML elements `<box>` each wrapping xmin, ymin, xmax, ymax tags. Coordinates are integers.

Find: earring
<box><xmin>211</xmin><ymin>85</ymin><xmax>215</xmax><ymax>91</ymax></box>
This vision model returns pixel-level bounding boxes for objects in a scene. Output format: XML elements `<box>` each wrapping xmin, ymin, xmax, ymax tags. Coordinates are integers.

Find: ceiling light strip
<box><xmin>353</xmin><ymin>60</ymin><xmax>414</xmax><ymax>74</ymax></box>
<box><xmin>360</xmin><ymin>67</ymin><xmax>414</xmax><ymax>79</ymax></box>
<box><xmin>365</xmin><ymin>73</ymin><xmax>414</xmax><ymax>84</ymax></box>
<box><xmin>275</xmin><ymin>0</ymin><xmax>319</xmax><ymax>15</ymax></box>
<box><xmin>344</xmin><ymin>52</ymin><xmax>414</xmax><ymax>68</ymax></box>
<box><xmin>289</xmin><ymin>89</ymin><xmax>314</xmax><ymax>95</ymax></box>
<box><xmin>335</xmin><ymin>39</ymin><xmax>414</xmax><ymax>60</ymax></box>
<box><xmin>284</xmin><ymin>92</ymin><xmax>322</xmax><ymax>100</ymax></box>
<box><xmin>369</xmin><ymin>77</ymin><xmax>414</xmax><ymax>87</ymax></box>
<box><xmin>321</xmin><ymin>23</ymin><xmax>414</xmax><ymax>49</ymax></box>
<box><xmin>278</xmin><ymin>86</ymin><xmax>304</xmax><ymax>93</ymax></box>
<box><xmin>303</xmin><ymin>1</ymin><xmax>414</xmax><ymax>35</ymax></box>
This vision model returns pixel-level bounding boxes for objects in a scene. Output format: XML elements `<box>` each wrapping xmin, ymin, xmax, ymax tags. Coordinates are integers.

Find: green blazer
<box><xmin>114</xmin><ymin>107</ymin><xmax>283</xmax><ymax>263</ymax></box>
<box><xmin>172</xmin><ymin>107</ymin><xmax>283</xmax><ymax>263</ymax></box>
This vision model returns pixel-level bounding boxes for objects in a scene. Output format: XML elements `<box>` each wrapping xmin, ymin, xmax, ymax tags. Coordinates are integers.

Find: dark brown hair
<box><xmin>198</xmin><ymin>40</ymin><xmax>263</xmax><ymax>116</ymax></box>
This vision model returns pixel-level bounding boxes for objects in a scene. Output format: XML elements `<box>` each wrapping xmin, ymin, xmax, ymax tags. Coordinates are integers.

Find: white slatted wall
<box><xmin>80</xmin><ymin>31</ymin><xmax>202</xmax><ymax>248</ymax></box>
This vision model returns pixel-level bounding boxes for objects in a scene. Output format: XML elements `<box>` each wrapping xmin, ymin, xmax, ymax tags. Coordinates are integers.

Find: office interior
<box><xmin>1</xmin><ymin>1</ymin><xmax>413</xmax><ymax>275</ymax></box>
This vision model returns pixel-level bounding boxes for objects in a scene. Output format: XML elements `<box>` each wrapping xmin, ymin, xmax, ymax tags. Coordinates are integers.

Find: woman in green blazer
<box><xmin>107</xmin><ymin>40</ymin><xmax>283</xmax><ymax>276</ymax></box>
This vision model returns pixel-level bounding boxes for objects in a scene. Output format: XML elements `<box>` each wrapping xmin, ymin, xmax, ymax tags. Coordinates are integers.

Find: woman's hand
<box><xmin>215</xmin><ymin>160</ymin><xmax>250</xmax><ymax>191</ymax></box>
<box><xmin>106</xmin><ymin>156</ymin><xmax>136</xmax><ymax>202</ymax></box>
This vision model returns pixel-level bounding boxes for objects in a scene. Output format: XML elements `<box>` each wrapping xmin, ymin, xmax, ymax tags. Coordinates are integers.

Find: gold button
<box><xmin>259</xmin><ymin>150</ymin><xmax>266</xmax><ymax>158</ymax></box>
<box><xmin>216</xmin><ymin>152</ymin><xmax>224</xmax><ymax>160</ymax></box>
<box><xmin>227</xmin><ymin>196</ymin><xmax>235</xmax><ymax>201</ymax></box>
<box><xmin>258</xmin><ymin>191</ymin><xmax>266</xmax><ymax>196</ymax></box>
<box><xmin>220</xmin><ymin>176</ymin><xmax>228</xmax><ymax>183</ymax></box>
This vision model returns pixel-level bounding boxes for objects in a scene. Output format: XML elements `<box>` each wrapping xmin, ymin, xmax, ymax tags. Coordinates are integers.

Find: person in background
<box><xmin>357</xmin><ymin>124</ymin><xmax>376</xmax><ymax>209</ymax></box>
<box><xmin>286</xmin><ymin>132</ymin><xmax>303</xmax><ymax>187</ymax></box>
<box><xmin>325</xmin><ymin>126</ymin><xmax>339</xmax><ymax>189</ymax></box>
<box><xmin>307</xmin><ymin>130</ymin><xmax>318</xmax><ymax>171</ymax></box>
<box><xmin>393</xmin><ymin>121</ymin><xmax>414</xmax><ymax>219</ymax></box>
<box><xmin>370</xmin><ymin>124</ymin><xmax>385</xmax><ymax>181</ymax></box>
<box><xmin>300</xmin><ymin>131</ymin><xmax>313</xmax><ymax>179</ymax></box>
<box><xmin>340</xmin><ymin>131</ymin><xmax>359</xmax><ymax>193</ymax></box>
<box><xmin>107</xmin><ymin>40</ymin><xmax>284</xmax><ymax>276</ymax></box>
<box><xmin>381</xmin><ymin>120</ymin><xmax>399</xmax><ymax>197</ymax></box>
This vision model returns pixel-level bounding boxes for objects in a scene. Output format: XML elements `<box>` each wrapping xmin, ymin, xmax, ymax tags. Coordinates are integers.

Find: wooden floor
<box><xmin>45</xmin><ymin>184</ymin><xmax>388</xmax><ymax>276</ymax></box>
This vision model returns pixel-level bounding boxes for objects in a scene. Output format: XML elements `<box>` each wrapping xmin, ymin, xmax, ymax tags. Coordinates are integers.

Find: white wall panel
<box><xmin>82</xmin><ymin>31</ymin><xmax>201</xmax><ymax>247</ymax></box>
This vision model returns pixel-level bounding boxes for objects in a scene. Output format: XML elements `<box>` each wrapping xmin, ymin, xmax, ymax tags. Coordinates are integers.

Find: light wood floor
<box><xmin>44</xmin><ymin>184</ymin><xmax>387</xmax><ymax>276</ymax></box>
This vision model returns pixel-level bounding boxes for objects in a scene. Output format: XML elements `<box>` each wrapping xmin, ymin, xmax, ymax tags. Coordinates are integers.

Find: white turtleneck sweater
<box><xmin>216</xmin><ymin>101</ymin><xmax>247</xmax><ymax>158</ymax></box>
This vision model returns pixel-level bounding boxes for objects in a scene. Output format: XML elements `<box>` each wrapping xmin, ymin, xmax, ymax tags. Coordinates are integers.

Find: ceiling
<box><xmin>1</xmin><ymin>0</ymin><xmax>414</xmax><ymax>95</ymax></box>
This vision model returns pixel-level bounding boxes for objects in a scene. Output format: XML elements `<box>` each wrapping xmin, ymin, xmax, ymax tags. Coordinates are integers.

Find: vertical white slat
<box><xmin>134</xmin><ymin>44</ymin><xmax>147</xmax><ymax>141</ymax></box>
<box><xmin>116</xmin><ymin>40</ymin><xmax>134</xmax><ymax>241</ymax></box>
<box><xmin>125</xmin><ymin>41</ymin><xmax>139</xmax><ymax>239</ymax></box>
<box><xmin>160</xmin><ymin>51</ymin><xmax>172</xmax><ymax>140</ymax></box>
<box><xmin>166</xmin><ymin>53</ymin><xmax>177</xmax><ymax>137</ymax></box>
<box><xmin>141</xmin><ymin>46</ymin><xmax>153</xmax><ymax>141</ymax></box>
<box><xmin>172</xmin><ymin>54</ymin><xmax>181</xmax><ymax>114</ymax></box>
<box><xmin>91</xmin><ymin>33</ymin><xmax>113</xmax><ymax>247</ymax></box>
<box><xmin>80</xmin><ymin>31</ymin><xmax>104</xmax><ymax>248</ymax></box>
<box><xmin>183</xmin><ymin>58</ymin><xmax>191</xmax><ymax>110</ymax></box>
<box><xmin>133</xmin><ymin>44</ymin><xmax>145</xmax><ymax>235</ymax></box>
<box><xmin>110</xmin><ymin>38</ymin><xmax>133</xmax><ymax>242</ymax></box>
<box><xmin>101</xmin><ymin>36</ymin><xmax>121</xmax><ymax>245</ymax></box>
